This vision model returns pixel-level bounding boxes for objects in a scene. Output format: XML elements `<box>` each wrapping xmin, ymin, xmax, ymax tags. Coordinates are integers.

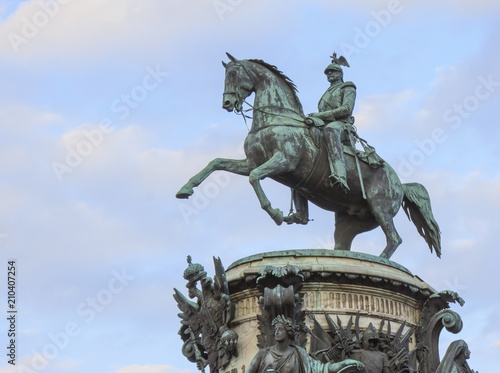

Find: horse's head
<box><xmin>221</xmin><ymin>53</ymin><xmax>254</xmax><ymax>112</ymax></box>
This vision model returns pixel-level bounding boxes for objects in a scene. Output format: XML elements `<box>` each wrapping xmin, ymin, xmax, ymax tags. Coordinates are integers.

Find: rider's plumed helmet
<box><xmin>324</xmin><ymin>52</ymin><xmax>350</xmax><ymax>75</ymax></box>
<box><xmin>324</xmin><ymin>62</ymin><xmax>343</xmax><ymax>74</ymax></box>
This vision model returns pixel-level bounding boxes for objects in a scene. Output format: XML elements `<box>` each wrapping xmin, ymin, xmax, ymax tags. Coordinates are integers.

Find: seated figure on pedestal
<box><xmin>435</xmin><ymin>340</ymin><xmax>477</xmax><ymax>373</ymax></box>
<box><xmin>246</xmin><ymin>315</ymin><xmax>364</xmax><ymax>373</ymax></box>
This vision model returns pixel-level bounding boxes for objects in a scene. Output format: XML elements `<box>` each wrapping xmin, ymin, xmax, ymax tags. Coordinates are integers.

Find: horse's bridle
<box><xmin>224</xmin><ymin>60</ymin><xmax>307</xmax><ymax>132</ymax></box>
<box><xmin>223</xmin><ymin>61</ymin><xmax>256</xmax><ymax>112</ymax></box>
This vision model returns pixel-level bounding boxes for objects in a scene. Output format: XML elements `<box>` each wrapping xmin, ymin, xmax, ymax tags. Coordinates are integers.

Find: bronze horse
<box><xmin>176</xmin><ymin>54</ymin><xmax>440</xmax><ymax>260</ymax></box>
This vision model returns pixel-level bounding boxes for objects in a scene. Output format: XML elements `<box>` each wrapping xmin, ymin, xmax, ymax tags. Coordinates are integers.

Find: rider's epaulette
<box><xmin>341</xmin><ymin>81</ymin><xmax>356</xmax><ymax>90</ymax></box>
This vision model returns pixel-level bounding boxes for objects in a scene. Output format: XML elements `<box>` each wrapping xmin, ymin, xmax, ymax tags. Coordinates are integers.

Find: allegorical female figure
<box><xmin>246</xmin><ymin>315</ymin><xmax>364</xmax><ymax>373</ymax></box>
<box><xmin>435</xmin><ymin>340</ymin><xmax>477</xmax><ymax>373</ymax></box>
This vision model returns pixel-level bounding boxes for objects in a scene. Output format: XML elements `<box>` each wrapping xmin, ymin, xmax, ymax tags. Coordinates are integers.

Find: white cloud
<box><xmin>0</xmin><ymin>0</ymin><xmax>216</xmax><ymax>60</ymax></box>
<box><xmin>0</xmin><ymin>0</ymin><xmax>298</xmax><ymax>64</ymax></box>
<box><xmin>0</xmin><ymin>354</ymin><xmax>81</xmax><ymax>373</ymax></box>
<box><xmin>1</xmin><ymin>0</ymin><xmax>499</xmax><ymax>68</ymax></box>
<box><xmin>56</xmin><ymin>358</ymin><xmax>82</xmax><ymax>371</ymax></box>
<box><xmin>21</xmin><ymin>328</ymin><xmax>43</xmax><ymax>337</ymax></box>
<box><xmin>0</xmin><ymin>363</ymin><xmax>16</xmax><ymax>373</ymax></box>
<box><xmin>0</xmin><ymin>102</ymin><xmax>63</xmax><ymax>133</ymax></box>
<box><xmin>354</xmin><ymin>89</ymin><xmax>416</xmax><ymax>130</ymax></box>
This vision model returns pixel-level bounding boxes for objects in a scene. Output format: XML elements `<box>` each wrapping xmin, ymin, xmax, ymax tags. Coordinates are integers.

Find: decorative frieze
<box><xmin>301</xmin><ymin>287</ymin><xmax>420</xmax><ymax>326</ymax></box>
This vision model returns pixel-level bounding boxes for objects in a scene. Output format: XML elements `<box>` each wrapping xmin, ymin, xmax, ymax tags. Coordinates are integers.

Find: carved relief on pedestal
<box><xmin>173</xmin><ymin>256</ymin><xmax>239</xmax><ymax>373</ymax></box>
<box><xmin>301</xmin><ymin>286</ymin><xmax>421</xmax><ymax>326</ymax></box>
<box><xmin>411</xmin><ymin>291</ymin><xmax>466</xmax><ymax>373</ymax></box>
<box><xmin>232</xmin><ymin>290</ymin><xmax>260</xmax><ymax>323</ymax></box>
<box><xmin>309</xmin><ymin>313</ymin><xmax>414</xmax><ymax>373</ymax></box>
<box><xmin>230</xmin><ymin>284</ymin><xmax>422</xmax><ymax>330</ymax></box>
<box><xmin>254</xmin><ymin>265</ymin><xmax>308</xmax><ymax>349</ymax></box>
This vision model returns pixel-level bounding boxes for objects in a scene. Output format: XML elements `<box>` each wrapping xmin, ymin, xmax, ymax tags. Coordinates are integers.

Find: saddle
<box><xmin>343</xmin><ymin>143</ymin><xmax>385</xmax><ymax>168</ymax></box>
<box><xmin>305</xmin><ymin>117</ymin><xmax>384</xmax><ymax>168</ymax></box>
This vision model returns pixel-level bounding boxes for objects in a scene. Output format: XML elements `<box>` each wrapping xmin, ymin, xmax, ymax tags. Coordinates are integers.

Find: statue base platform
<box><xmin>224</xmin><ymin>249</ymin><xmax>438</xmax><ymax>373</ymax></box>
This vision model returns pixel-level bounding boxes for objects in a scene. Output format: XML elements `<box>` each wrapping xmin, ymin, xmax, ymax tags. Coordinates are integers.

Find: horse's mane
<box><xmin>248</xmin><ymin>59</ymin><xmax>304</xmax><ymax>113</ymax></box>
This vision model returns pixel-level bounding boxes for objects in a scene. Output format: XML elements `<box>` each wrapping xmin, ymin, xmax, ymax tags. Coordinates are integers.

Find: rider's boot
<box><xmin>328</xmin><ymin>164</ymin><xmax>349</xmax><ymax>194</ymax></box>
<box><xmin>284</xmin><ymin>189</ymin><xmax>310</xmax><ymax>225</ymax></box>
<box><xmin>324</xmin><ymin>126</ymin><xmax>349</xmax><ymax>193</ymax></box>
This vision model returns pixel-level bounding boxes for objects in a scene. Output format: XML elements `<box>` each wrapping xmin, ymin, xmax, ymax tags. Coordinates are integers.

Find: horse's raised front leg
<box><xmin>248</xmin><ymin>152</ymin><xmax>294</xmax><ymax>226</ymax></box>
<box><xmin>176</xmin><ymin>158</ymin><xmax>250</xmax><ymax>199</ymax></box>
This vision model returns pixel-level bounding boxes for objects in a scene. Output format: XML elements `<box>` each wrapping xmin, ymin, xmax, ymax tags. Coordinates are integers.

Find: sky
<box><xmin>0</xmin><ymin>0</ymin><xmax>499</xmax><ymax>372</ymax></box>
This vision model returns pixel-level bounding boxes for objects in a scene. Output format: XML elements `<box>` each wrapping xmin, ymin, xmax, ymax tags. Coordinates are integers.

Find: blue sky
<box><xmin>0</xmin><ymin>1</ymin><xmax>499</xmax><ymax>372</ymax></box>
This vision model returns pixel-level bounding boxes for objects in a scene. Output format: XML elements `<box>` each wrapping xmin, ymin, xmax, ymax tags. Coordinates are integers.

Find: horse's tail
<box><xmin>402</xmin><ymin>183</ymin><xmax>441</xmax><ymax>258</ymax></box>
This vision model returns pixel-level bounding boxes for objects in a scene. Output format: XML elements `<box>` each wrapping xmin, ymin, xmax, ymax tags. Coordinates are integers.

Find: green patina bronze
<box><xmin>226</xmin><ymin>249</ymin><xmax>412</xmax><ymax>274</ymax></box>
<box><xmin>176</xmin><ymin>53</ymin><xmax>441</xmax><ymax>260</ymax></box>
<box><xmin>435</xmin><ymin>340</ymin><xmax>476</xmax><ymax>373</ymax></box>
<box><xmin>246</xmin><ymin>315</ymin><xmax>364</xmax><ymax>373</ymax></box>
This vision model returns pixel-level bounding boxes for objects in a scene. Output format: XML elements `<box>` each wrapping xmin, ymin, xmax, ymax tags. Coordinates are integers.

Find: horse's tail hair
<box><xmin>402</xmin><ymin>183</ymin><xmax>441</xmax><ymax>258</ymax></box>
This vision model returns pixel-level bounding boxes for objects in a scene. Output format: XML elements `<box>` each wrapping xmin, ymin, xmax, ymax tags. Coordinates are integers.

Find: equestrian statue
<box><xmin>176</xmin><ymin>52</ymin><xmax>441</xmax><ymax>260</ymax></box>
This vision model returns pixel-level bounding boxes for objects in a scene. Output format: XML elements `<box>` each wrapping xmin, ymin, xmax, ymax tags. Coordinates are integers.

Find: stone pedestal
<box><xmin>223</xmin><ymin>249</ymin><xmax>439</xmax><ymax>373</ymax></box>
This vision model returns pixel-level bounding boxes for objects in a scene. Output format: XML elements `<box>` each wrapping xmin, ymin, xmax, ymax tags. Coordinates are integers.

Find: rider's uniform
<box><xmin>317</xmin><ymin>80</ymin><xmax>356</xmax><ymax>190</ymax></box>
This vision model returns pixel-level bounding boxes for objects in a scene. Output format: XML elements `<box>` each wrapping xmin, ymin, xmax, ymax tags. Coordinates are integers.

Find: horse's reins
<box><xmin>241</xmin><ymin>99</ymin><xmax>309</xmax><ymax>133</ymax></box>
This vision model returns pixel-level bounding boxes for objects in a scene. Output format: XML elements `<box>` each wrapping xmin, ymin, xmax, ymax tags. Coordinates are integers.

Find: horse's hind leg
<box><xmin>369</xmin><ymin>207</ymin><xmax>402</xmax><ymax>259</ymax></box>
<box><xmin>334</xmin><ymin>212</ymin><xmax>378</xmax><ymax>250</ymax></box>
<box><xmin>176</xmin><ymin>158</ymin><xmax>250</xmax><ymax>199</ymax></box>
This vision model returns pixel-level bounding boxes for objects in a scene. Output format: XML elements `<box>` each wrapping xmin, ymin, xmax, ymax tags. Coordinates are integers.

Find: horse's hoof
<box><xmin>271</xmin><ymin>209</ymin><xmax>284</xmax><ymax>226</ymax></box>
<box><xmin>176</xmin><ymin>187</ymin><xmax>194</xmax><ymax>199</ymax></box>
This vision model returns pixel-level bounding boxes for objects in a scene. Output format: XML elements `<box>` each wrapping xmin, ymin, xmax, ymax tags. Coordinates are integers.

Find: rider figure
<box><xmin>307</xmin><ymin>53</ymin><xmax>356</xmax><ymax>193</ymax></box>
